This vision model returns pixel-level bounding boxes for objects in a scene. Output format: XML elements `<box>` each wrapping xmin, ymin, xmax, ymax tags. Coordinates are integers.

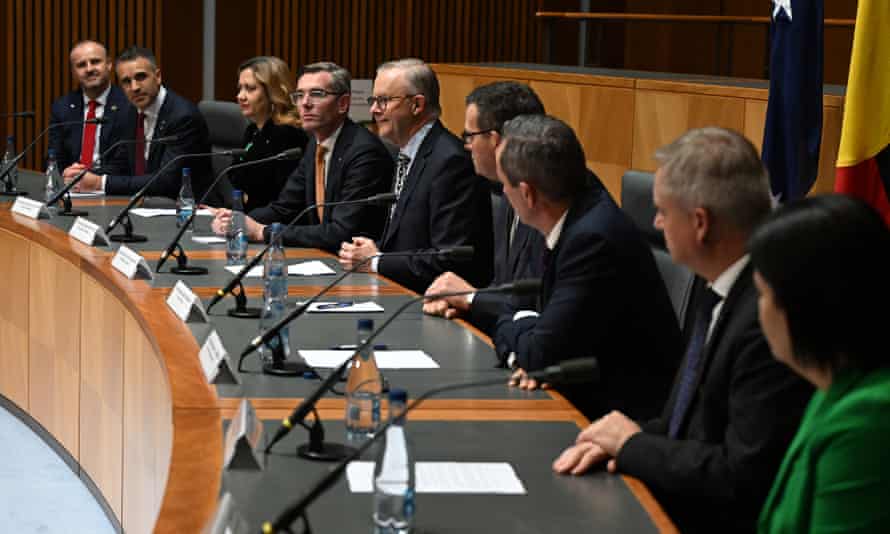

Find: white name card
<box><xmin>166</xmin><ymin>280</ymin><xmax>209</xmax><ymax>323</ymax></box>
<box><xmin>199</xmin><ymin>330</ymin><xmax>238</xmax><ymax>385</ymax></box>
<box><xmin>11</xmin><ymin>197</ymin><xmax>50</xmax><ymax>219</ymax></box>
<box><xmin>111</xmin><ymin>245</ymin><xmax>153</xmax><ymax>280</ymax></box>
<box><xmin>223</xmin><ymin>398</ymin><xmax>263</xmax><ymax>470</ymax></box>
<box><xmin>69</xmin><ymin>216</ymin><xmax>110</xmax><ymax>246</ymax></box>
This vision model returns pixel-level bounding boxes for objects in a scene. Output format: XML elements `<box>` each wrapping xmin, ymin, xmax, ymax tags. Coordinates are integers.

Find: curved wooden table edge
<box><xmin>0</xmin><ymin>208</ymin><xmax>222</xmax><ymax>533</ymax></box>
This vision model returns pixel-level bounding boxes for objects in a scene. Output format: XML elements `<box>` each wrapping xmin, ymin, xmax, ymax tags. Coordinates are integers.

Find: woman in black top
<box><xmin>230</xmin><ymin>56</ymin><xmax>308</xmax><ymax>212</ymax></box>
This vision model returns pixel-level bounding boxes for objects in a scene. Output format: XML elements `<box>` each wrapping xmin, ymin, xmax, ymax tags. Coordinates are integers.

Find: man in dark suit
<box><xmin>210</xmin><ymin>62</ymin><xmax>393</xmax><ymax>252</ymax></box>
<box><xmin>422</xmin><ymin>81</ymin><xmax>546</xmax><ymax>335</ymax></box>
<box><xmin>553</xmin><ymin>128</ymin><xmax>813</xmax><ymax>534</ymax></box>
<box><xmin>50</xmin><ymin>40</ymin><xmax>132</xmax><ymax>175</ymax></box>
<box><xmin>338</xmin><ymin>59</ymin><xmax>493</xmax><ymax>294</ymax></box>
<box><xmin>490</xmin><ymin>114</ymin><xmax>682</xmax><ymax>421</ymax></box>
<box><xmin>65</xmin><ymin>46</ymin><xmax>212</xmax><ymax>200</ymax></box>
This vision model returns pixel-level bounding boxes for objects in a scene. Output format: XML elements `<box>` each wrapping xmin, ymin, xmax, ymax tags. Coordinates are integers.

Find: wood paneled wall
<box><xmin>2</xmin><ymin>0</ymin><xmax>163</xmax><ymax>170</ymax></box>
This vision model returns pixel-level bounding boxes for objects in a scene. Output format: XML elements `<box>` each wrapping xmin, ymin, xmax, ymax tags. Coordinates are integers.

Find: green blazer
<box><xmin>758</xmin><ymin>367</ymin><xmax>890</xmax><ymax>534</ymax></box>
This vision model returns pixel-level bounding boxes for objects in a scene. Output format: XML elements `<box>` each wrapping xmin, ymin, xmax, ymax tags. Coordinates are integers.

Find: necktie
<box><xmin>389</xmin><ymin>153</ymin><xmax>410</xmax><ymax>220</ymax></box>
<box><xmin>134</xmin><ymin>112</ymin><xmax>146</xmax><ymax>176</ymax></box>
<box><xmin>79</xmin><ymin>100</ymin><xmax>99</xmax><ymax>166</ymax></box>
<box><xmin>315</xmin><ymin>144</ymin><xmax>328</xmax><ymax>220</ymax></box>
<box><xmin>667</xmin><ymin>287</ymin><xmax>723</xmax><ymax>438</ymax></box>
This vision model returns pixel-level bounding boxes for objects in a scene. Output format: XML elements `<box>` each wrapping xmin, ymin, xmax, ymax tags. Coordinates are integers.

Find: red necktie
<box><xmin>134</xmin><ymin>112</ymin><xmax>146</xmax><ymax>176</ymax></box>
<box><xmin>79</xmin><ymin>100</ymin><xmax>99</xmax><ymax>166</ymax></box>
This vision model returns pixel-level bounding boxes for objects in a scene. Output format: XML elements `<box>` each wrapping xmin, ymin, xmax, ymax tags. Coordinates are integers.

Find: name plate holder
<box><xmin>202</xmin><ymin>492</ymin><xmax>249</xmax><ymax>534</ymax></box>
<box><xmin>199</xmin><ymin>330</ymin><xmax>239</xmax><ymax>385</ymax></box>
<box><xmin>166</xmin><ymin>280</ymin><xmax>209</xmax><ymax>323</ymax></box>
<box><xmin>69</xmin><ymin>216</ymin><xmax>110</xmax><ymax>246</ymax></box>
<box><xmin>11</xmin><ymin>197</ymin><xmax>50</xmax><ymax>219</ymax></box>
<box><xmin>223</xmin><ymin>398</ymin><xmax>263</xmax><ymax>470</ymax></box>
<box><xmin>111</xmin><ymin>245</ymin><xmax>154</xmax><ymax>281</ymax></box>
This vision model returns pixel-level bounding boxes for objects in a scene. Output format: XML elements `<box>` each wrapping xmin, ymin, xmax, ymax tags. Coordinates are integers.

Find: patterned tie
<box><xmin>314</xmin><ymin>144</ymin><xmax>328</xmax><ymax>220</ymax></box>
<box><xmin>668</xmin><ymin>287</ymin><xmax>723</xmax><ymax>438</ymax></box>
<box><xmin>389</xmin><ymin>153</ymin><xmax>410</xmax><ymax>220</ymax></box>
<box><xmin>134</xmin><ymin>112</ymin><xmax>146</xmax><ymax>176</ymax></box>
<box><xmin>79</xmin><ymin>100</ymin><xmax>99</xmax><ymax>166</ymax></box>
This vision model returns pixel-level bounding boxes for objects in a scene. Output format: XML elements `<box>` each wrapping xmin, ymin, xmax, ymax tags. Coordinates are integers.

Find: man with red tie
<box><xmin>49</xmin><ymin>40</ymin><xmax>132</xmax><ymax>176</ymax></box>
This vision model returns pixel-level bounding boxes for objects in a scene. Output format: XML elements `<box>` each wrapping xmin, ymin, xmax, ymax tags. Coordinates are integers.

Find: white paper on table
<box><xmin>131</xmin><ymin>208</ymin><xmax>214</xmax><ymax>218</ymax></box>
<box><xmin>288</xmin><ymin>260</ymin><xmax>336</xmax><ymax>276</ymax></box>
<box><xmin>298</xmin><ymin>350</ymin><xmax>439</xmax><ymax>369</ymax></box>
<box><xmin>68</xmin><ymin>190</ymin><xmax>105</xmax><ymax>198</ymax></box>
<box><xmin>346</xmin><ymin>462</ymin><xmax>526</xmax><ymax>495</ymax></box>
<box><xmin>224</xmin><ymin>264</ymin><xmax>263</xmax><ymax>277</ymax></box>
<box><xmin>306</xmin><ymin>301</ymin><xmax>384</xmax><ymax>313</ymax></box>
<box><xmin>192</xmin><ymin>235</ymin><xmax>227</xmax><ymax>244</ymax></box>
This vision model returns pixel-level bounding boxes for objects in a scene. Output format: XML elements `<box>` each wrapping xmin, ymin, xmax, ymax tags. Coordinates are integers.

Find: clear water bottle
<box><xmin>176</xmin><ymin>167</ymin><xmax>195</xmax><ymax>231</ymax></box>
<box><xmin>226</xmin><ymin>189</ymin><xmax>248</xmax><ymax>265</ymax></box>
<box><xmin>373</xmin><ymin>389</ymin><xmax>415</xmax><ymax>534</ymax></box>
<box><xmin>2</xmin><ymin>135</ymin><xmax>18</xmax><ymax>191</ymax></box>
<box><xmin>45</xmin><ymin>149</ymin><xmax>62</xmax><ymax>205</ymax></box>
<box><xmin>345</xmin><ymin>318</ymin><xmax>382</xmax><ymax>442</ymax></box>
<box><xmin>258</xmin><ymin>224</ymin><xmax>290</xmax><ymax>365</ymax></box>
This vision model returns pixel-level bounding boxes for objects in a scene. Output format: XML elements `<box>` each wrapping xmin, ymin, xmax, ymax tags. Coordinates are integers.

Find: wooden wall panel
<box><xmin>438</xmin><ymin>74</ymin><xmax>532</xmax><ymax>135</ymax></box>
<box><xmin>0</xmin><ymin>229</ymin><xmax>30</xmax><ymax>408</ymax></box>
<box><xmin>2</xmin><ymin>0</ymin><xmax>163</xmax><ymax>170</ymax></box>
<box><xmin>28</xmin><ymin>243</ymin><xmax>81</xmax><ymax>458</ymax></box>
<box><xmin>122</xmin><ymin>314</ymin><xmax>173</xmax><ymax>534</ymax></box>
<box><xmin>80</xmin><ymin>276</ymin><xmax>125</xmax><ymax>519</ymax></box>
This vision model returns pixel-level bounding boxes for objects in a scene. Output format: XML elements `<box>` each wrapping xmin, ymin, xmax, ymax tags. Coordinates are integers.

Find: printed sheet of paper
<box><xmin>298</xmin><ymin>350</ymin><xmax>438</xmax><ymax>369</ymax></box>
<box><xmin>346</xmin><ymin>462</ymin><xmax>526</xmax><ymax>495</ymax></box>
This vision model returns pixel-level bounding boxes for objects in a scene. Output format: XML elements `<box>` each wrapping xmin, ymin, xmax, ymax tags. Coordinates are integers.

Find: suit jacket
<box><xmin>229</xmin><ymin>121</ymin><xmax>308</xmax><ymax>213</ymax></box>
<box><xmin>105</xmin><ymin>88</ymin><xmax>213</xmax><ymax>200</ymax></box>
<box><xmin>249</xmin><ymin>118</ymin><xmax>394</xmax><ymax>253</ymax></box>
<box><xmin>758</xmin><ymin>368</ymin><xmax>890</xmax><ymax>534</ymax></box>
<box><xmin>47</xmin><ymin>85</ymin><xmax>132</xmax><ymax>173</ymax></box>
<box><xmin>493</xmin><ymin>182</ymin><xmax>684</xmax><ymax>421</ymax></box>
<box><xmin>378</xmin><ymin>120</ymin><xmax>494</xmax><ymax>294</ymax></box>
<box><xmin>617</xmin><ymin>266</ymin><xmax>813</xmax><ymax>534</ymax></box>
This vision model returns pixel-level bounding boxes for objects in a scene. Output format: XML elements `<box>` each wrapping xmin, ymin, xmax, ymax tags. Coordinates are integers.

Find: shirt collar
<box><xmin>319</xmin><ymin>122</ymin><xmax>344</xmax><ymax>153</ymax></box>
<box><xmin>710</xmin><ymin>254</ymin><xmax>750</xmax><ymax>300</ymax></box>
<box><xmin>399</xmin><ymin>120</ymin><xmax>435</xmax><ymax>162</ymax></box>
<box><xmin>83</xmin><ymin>84</ymin><xmax>112</xmax><ymax>107</ymax></box>
<box><xmin>142</xmin><ymin>85</ymin><xmax>167</xmax><ymax>119</ymax></box>
<box><xmin>545</xmin><ymin>209</ymin><xmax>569</xmax><ymax>250</ymax></box>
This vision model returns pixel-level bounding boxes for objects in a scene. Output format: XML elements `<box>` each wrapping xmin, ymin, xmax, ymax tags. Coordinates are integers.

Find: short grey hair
<box><xmin>299</xmin><ymin>61</ymin><xmax>351</xmax><ymax>95</ymax></box>
<box><xmin>499</xmin><ymin>114</ymin><xmax>587</xmax><ymax>202</ymax></box>
<box><xmin>655</xmin><ymin>127</ymin><xmax>772</xmax><ymax>235</ymax></box>
<box><xmin>376</xmin><ymin>58</ymin><xmax>441</xmax><ymax>117</ymax></box>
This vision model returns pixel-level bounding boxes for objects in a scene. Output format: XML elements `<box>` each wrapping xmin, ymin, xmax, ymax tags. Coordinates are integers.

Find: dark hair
<box><xmin>499</xmin><ymin>114</ymin><xmax>587</xmax><ymax>202</ymax></box>
<box><xmin>298</xmin><ymin>61</ymin><xmax>352</xmax><ymax>95</ymax></box>
<box><xmin>116</xmin><ymin>46</ymin><xmax>158</xmax><ymax>69</ymax></box>
<box><xmin>465</xmin><ymin>82</ymin><xmax>545</xmax><ymax>131</ymax></box>
<box><xmin>749</xmin><ymin>194</ymin><xmax>890</xmax><ymax>374</ymax></box>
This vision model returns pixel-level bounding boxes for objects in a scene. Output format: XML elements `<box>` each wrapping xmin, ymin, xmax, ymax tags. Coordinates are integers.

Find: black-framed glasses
<box><xmin>366</xmin><ymin>94</ymin><xmax>417</xmax><ymax>111</ymax></box>
<box><xmin>461</xmin><ymin>128</ymin><xmax>497</xmax><ymax>144</ymax></box>
<box><xmin>290</xmin><ymin>88</ymin><xmax>345</xmax><ymax>105</ymax></box>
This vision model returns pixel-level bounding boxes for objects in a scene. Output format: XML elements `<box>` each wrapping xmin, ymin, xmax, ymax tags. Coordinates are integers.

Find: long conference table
<box><xmin>0</xmin><ymin>171</ymin><xmax>677</xmax><ymax>533</ymax></box>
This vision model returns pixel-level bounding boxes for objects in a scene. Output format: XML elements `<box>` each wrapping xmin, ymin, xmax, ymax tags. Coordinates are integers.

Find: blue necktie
<box><xmin>668</xmin><ymin>287</ymin><xmax>722</xmax><ymax>438</ymax></box>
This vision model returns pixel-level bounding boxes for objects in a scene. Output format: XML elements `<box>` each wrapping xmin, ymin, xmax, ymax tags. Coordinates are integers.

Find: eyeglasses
<box><xmin>290</xmin><ymin>88</ymin><xmax>345</xmax><ymax>105</ymax></box>
<box><xmin>461</xmin><ymin>128</ymin><xmax>497</xmax><ymax>144</ymax></box>
<box><xmin>366</xmin><ymin>94</ymin><xmax>417</xmax><ymax>111</ymax></box>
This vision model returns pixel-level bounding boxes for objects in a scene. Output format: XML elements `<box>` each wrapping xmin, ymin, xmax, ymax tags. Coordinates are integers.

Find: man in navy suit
<box><xmin>422</xmin><ymin>81</ymin><xmax>546</xmax><ymax>335</ymax></box>
<box><xmin>49</xmin><ymin>40</ymin><xmax>132</xmax><ymax>175</ymax></box>
<box><xmin>65</xmin><ymin>46</ymin><xmax>212</xmax><ymax>200</ymax></box>
<box><xmin>209</xmin><ymin>62</ymin><xmax>394</xmax><ymax>252</ymax></box>
<box><xmin>338</xmin><ymin>59</ymin><xmax>493</xmax><ymax>294</ymax></box>
<box><xmin>491</xmin><ymin>114</ymin><xmax>683</xmax><ymax>421</ymax></box>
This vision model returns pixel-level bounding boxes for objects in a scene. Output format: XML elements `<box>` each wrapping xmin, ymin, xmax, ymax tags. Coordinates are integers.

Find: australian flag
<box><xmin>761</xmin><ymin>0</ymin><xmax>824</xmax><ymax>202</ymax></box>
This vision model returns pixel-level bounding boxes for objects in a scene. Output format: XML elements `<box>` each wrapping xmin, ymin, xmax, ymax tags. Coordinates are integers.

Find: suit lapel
<box><xmin>70</xmin><ymin>92</ymin><xmax>85</xmax><ymax>160</ymax></box>
<box><xmin>382</xmin><ymin>122</ymin><xmax>440</xmax><ymax>247</ymax></box>
<box><xmin>148</xmin><ymin>97</ymin><xmax>170</xmax><ymax>167</ymax></box>
<box><xmin>324</xmin><ymin>121</ymin><xmax>353</xmax><ymax>205</ymax></box>
<box><xmin>99</xmin><ymin>87</ymin><xmax>123</xmax><ymax>151</ymax></box>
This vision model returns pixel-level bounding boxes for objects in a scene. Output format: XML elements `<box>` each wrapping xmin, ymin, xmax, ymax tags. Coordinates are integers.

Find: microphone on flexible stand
<box><xmin>258</xmin><ymin>278</ymin><xmax>541</xmax><ymax>464</ymax></box>
<box><xmin>235</xmin><ymin>246</ymin><xmax>476</xmax><ymax>378</ymax></box>
<box><xmin>154</xmin><ymin>147</ymin><xmax>299</xmax><ymax>276</ymax></box>
<box><xmin>262</xmin><ymin>352</ymin><xmax>596</xmax><ymax>533</ymax></box>
<box><xmin>205</xmin><ymin>191</ymin><xmax>397</xmax><ymax>318</ymax></box>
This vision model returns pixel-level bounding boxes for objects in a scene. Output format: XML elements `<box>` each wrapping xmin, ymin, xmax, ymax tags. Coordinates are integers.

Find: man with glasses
<box><xmin>211</xmin><ymin>61</ymin><xmax>393</xmax><ymax>251</ymax></box>
<box><xmin>422</xmin><ymin>81</ymin><xmax>546</xmax><ymax>335</ymax></box>
<box><xmin>338</xmin><ymin>58</ymin><xmax>493</xmax><ymax>294</ymax></box>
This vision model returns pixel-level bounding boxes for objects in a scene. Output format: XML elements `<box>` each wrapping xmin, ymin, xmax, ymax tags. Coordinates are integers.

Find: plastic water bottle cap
<box><xmin>357</xmin><ymin>318</ymin><xmax>374</xmax><ymax>330</ymax></box>
<box><xmin>6</xmin><ymin>135</ymin><xmax>13</xmax><ymax>142</ymax></box>
<box><xmin>47</xmin><ymin>148</ymin><xmax>56</xmax><ymax>157</ymax></box>
<box><xmin>182</xmin><ymin>167</ymin><xmax>191</xmax><ymax>176</ymax></box>
<box><xmin>388</xmin><ymin>389</ymin><xmax>407</xmax><ymax>403</ymax></box>
<box><xmin>232</xmin><ymin>189</ymin><xmax>242</xmax><ymax>198</ymax></box>
<box><xmin>269</xmin><ymin>222</ymin><xmax>283</xmax><ymax>235</ymax></box>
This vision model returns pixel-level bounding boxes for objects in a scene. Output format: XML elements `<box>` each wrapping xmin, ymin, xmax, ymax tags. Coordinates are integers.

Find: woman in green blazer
<box><xmin>749</xmin><ymin>194</ymin><xmax>890</xmax><ymax>534</ymax></box>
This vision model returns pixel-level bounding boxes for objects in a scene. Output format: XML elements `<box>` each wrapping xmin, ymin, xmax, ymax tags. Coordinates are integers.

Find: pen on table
<box><xmin>315</xmin><ymin>301</ymin><xmax>353</xmax><ymax>310</ymax></box>
<box><xmin>329</xmin><ymin>343</ymin><xmax>389</xmax><ymax>350</ymax></box>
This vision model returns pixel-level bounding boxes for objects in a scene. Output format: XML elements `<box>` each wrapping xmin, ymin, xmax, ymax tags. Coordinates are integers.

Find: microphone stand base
<box><xmin>170</xmin><ymin>265</ymin><xmax>209</xmax><ymax>275</ymax></box>
<box><xmin>262</xmin><ymin>360</ymin><xmax>310</xmax><ymax>377</ymax></box>
<box><xmin>109</xmin><ymin>234</ymin><xmax>148</xmax><ymax>243</ymax></box>
<box><xmin>296</xmin><ymin>441</ymin><xmax>357</xmax><ymax>462</ymax></box>
<box><xmin>57</xmin><ymin>209</ymin><xmax>89</xmax><ymax>217</ymax></box>
<box><xmin>0</xmin><ymin>190</ymin><xmax>28</xmax><ymax>197</ymax></box>
<box><xmin>227</xmin><ymin>306</ymin><xmax>262</xmax><ymax>319</ymax></box>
